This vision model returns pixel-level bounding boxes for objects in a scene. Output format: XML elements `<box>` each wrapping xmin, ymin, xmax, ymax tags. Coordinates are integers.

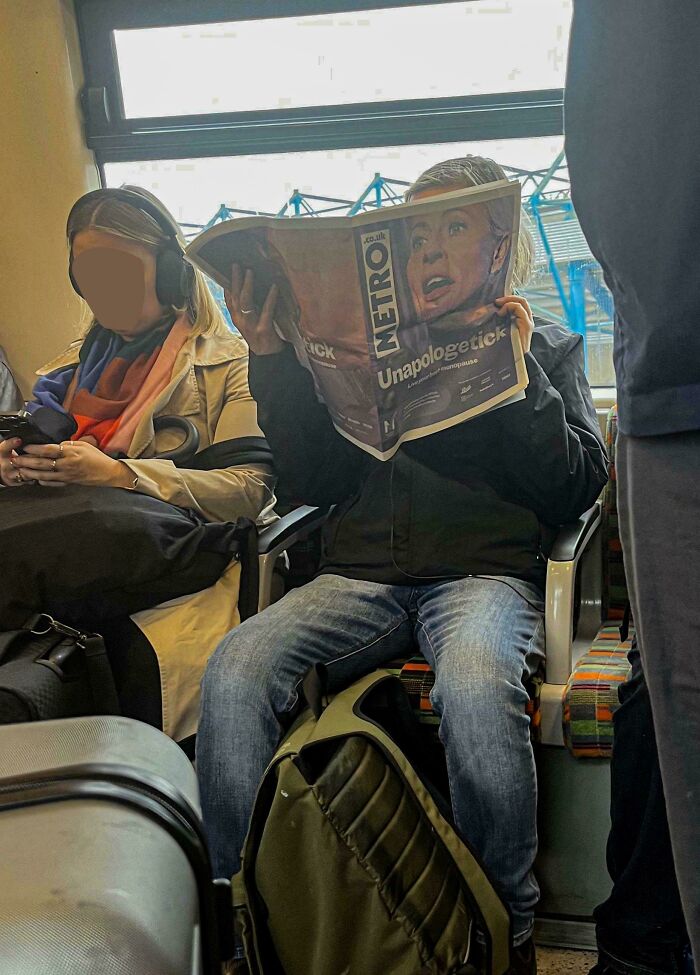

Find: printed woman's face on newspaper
<box><xmin>406</xmin><ymin>199</ymin><xmax>505</xmax><ymax>324</ymax></box>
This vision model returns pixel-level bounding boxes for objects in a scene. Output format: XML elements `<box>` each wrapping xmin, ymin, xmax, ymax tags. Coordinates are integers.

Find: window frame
<box><xmin>75</xmin><ymin>0</ymin><xmax>565</xmax><ymax>164</ymax></box>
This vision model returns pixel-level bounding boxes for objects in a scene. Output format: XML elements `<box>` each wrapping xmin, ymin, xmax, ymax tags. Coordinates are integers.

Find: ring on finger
<box><xmin>59</xmin><ymin>443</ymin><xmax>64</xmax><ymax>457</ymax></box>
<box><xmin>52</xmin><ymin>459</ymin><xmax>58</xmax><ymax>472</ymax></box>
<box><xmin>15</xmin><ymin>472</ymin><xmax>23</xmax><ymax>484</ymax></box>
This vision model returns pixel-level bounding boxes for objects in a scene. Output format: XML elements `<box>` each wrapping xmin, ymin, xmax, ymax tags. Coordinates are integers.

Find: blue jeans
<box><xmin>197</xmin><ymin>573</ymin><xmax>545</xmax><ymax>944</ymax></box>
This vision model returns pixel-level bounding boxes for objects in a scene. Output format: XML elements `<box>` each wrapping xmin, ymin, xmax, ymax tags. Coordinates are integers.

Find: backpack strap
<box><xmin>301</xmin><ymin>663</ymin><xmax>329</xmax><ymax>720</ymax></box>
<box><xmin>81</xmin><ymin>633</ymin><xmax>121</xmax><ymax>715</ymax></box>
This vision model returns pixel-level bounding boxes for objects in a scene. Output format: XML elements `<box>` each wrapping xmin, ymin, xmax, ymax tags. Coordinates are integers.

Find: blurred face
<box><xmin>406</xmin><ymin>186</ymin><xmax>508</xmax><ymax>323</ymax></box>
<box><xmin>71</xmin><ymin>229</ymin><xmax>166</xmax><ymax>339</ymax></box>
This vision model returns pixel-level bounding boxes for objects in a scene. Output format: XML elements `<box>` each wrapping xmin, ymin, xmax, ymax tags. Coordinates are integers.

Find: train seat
<box><xmin>562</xmin><ymin>405</ymin><xmax>632</xmax><ymax>758</ymax></box>
<box><xmin>536</xmin><ymin>405</ymin><xmax>631</xmax><ymax>948</ymax></box>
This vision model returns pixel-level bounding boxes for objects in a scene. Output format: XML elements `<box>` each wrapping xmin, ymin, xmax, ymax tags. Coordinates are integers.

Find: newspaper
<box><xmin>185</xmin><ymin>180</ymin><xmax>528</xmax><ymax>461</ymax></box>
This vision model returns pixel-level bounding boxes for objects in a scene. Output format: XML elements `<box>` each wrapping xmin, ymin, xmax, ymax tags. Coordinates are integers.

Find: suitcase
<box><xmin>0</xmin><ymin>716</ymin><xmax>230</xmax><ymax>974</ymax></box>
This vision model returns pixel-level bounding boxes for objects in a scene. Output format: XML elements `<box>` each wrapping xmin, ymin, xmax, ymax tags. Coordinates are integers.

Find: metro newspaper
<box><xmin>185</xmin><ymin>180</ymin><xmax>528</xmax><ymax>461</ymax></box>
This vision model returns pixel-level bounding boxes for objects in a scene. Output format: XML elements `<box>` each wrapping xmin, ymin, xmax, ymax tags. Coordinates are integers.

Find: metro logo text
<box><xmin>360</xmin><ymin>229</ymin><xmax>401</xmax><ymax>359</ymax></box>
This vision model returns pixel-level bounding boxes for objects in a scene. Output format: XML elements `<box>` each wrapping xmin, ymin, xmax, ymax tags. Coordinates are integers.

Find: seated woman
<box><xmin>0</xmin><ymin>186</ymin><xmax>275</xmax><ymax>739</ymax></box>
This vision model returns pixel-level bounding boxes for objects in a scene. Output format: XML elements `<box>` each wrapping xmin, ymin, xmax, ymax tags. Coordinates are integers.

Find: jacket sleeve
<box><xmin>496</xmin><ymin>332</ymin><xmax>608</xmax><ymax>525</ymax></box>
<box><xmin>248</xmin><ymin>345</ymin><xmax>370</xmax><ymax>507</ymax></box>
<box><xmin>122</xmin><ymin>356</ymin><xmax>276</xmax><ymax>525</ymax></box>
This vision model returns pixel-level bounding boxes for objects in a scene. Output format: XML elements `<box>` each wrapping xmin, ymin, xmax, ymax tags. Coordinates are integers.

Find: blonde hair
<box><xmin>405</xmin><ymin>156</ymin><xmax>534</xmax><ymax>290</ymax></box>
<box><xmin>67</xmin><ymin>187</ymin><xmax>231</xmax><ymax>338</ymax></box>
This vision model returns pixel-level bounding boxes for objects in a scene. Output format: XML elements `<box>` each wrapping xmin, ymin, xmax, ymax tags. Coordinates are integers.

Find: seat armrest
<box><xmin>545</xmin><ymin>501</ymin><xmax>603</xmax><ymax>685</ymax></box>
<box><xmin>548</xmin><ymin>503</ymin><xmax>602</xmax><ymax>562</ymax></box>
<box><xmin>257</xmin><ymin>506</ymin><xmax>331</xmax><ymax>612</ymax></box>
<box><xmin>258</xmin><ymin>505</ymin><xmax>330</xmax><ymax>556</ymax></box>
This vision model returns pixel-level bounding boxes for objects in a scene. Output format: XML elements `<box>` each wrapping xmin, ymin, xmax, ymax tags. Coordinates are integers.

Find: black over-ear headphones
<box><xmin>66</xmin><ymin>186</ymin><xmax>195</xmax><ymax>309</ymax></box>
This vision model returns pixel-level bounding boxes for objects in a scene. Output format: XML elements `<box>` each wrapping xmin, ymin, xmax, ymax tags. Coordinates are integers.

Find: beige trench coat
<box><xmin>37</xmin><ymin>327</ymin><xmax>275</xmax><ymax>739</ymax></box>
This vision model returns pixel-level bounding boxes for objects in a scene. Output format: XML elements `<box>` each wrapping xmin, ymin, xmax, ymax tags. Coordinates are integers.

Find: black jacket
<box><xmin>566</xmin><ymin>0</ymin><xmax>700</xmax><ymax>436</ymax></box>
<box><xmin>250</xmin><ymin>322</ymin><xmax>608</xmax><ymax>589</ymax></box>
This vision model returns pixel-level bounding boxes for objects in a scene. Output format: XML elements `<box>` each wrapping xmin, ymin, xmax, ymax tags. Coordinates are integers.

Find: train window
<box><xmin>80</xmin><ymin>0</ymin><xmax>613</xmax><ymax>386</ymax></box>
<box><xmin>76</xmin><ymin>1</ymin><xmax>566</xmax><ymax>161</ymax></box>
<box><xmin>113</xmin><ymin>1</ymin><xmax>571</xmax><ymax>119</ymax></box>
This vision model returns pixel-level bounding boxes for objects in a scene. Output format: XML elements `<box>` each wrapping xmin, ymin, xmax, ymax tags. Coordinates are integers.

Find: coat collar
<box><xmin>36</xmin><ymin>328</ymin><xmax>247</xmax><ymax>377</ymax></box>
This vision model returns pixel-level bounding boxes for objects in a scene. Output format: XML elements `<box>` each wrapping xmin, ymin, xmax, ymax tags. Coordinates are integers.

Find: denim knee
<box><xmin>431</xmin><ymin>657</ymin><xmax>530</xmax><ymax>717</ymax></box>
<box><xmin>202</xmin><ymin>629</ymin><xmax>240</xmax><ymax>688</ymax></box>
<box><xmin>202</xmin><ymin>628</ymin><xmax>268</xmax><ymax>711</ymax></box>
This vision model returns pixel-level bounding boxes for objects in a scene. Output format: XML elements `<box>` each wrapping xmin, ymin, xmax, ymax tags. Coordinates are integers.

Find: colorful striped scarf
<box><xmin>30</xmin><ymin>314</ymin><xmax>191</xmax><ymax>456</ymax></box>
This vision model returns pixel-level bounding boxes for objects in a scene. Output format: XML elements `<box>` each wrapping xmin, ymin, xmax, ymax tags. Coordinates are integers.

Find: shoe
<box><xmin>588</xmin><ymin>949</ymin><xmax>695</xmax><ymax>975</ymax></box>
<box><xmin>507</xmin><ymin>937</ymin><xmax>537</xmax><ymax>975</ymax></box>
<box><xmin>588</xmin><ymin>965</ymin><xmax>641</xmax><ymax>975</ymax></box>
<box><xmin>588</xmin><ymin>962</ymin><xmax>653</xmax><ymax>975</ymax></box>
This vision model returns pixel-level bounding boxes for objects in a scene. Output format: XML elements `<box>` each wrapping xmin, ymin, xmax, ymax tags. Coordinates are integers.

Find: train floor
<box><xmin>538</xmin><ymin>946</ymin><xmax>597</xmax><ymax>973</ymax></box>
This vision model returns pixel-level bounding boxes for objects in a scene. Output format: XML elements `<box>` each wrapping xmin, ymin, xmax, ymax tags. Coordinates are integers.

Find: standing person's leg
<box><xmin>414</xmin><ymin>576</ymin><xmax>545</xmax><ymax>948</ymax></box>
<box><xmin>197</xmin><ymin>574</ymin><xmax>414</xmax><ymax>880</ymax></box>
<box><xmin>617</xmin><ymin>431</ymin><xmax>700</xmax><ymax>960</ymax></box>
<box><xmin>594</xmin><ymin>643</ymin><xmax>688</xmax><ymax>974</ymax></box>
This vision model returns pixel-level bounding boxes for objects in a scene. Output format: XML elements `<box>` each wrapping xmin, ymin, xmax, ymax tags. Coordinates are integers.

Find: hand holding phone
<box><xmin>0</xmin><ymin>413</ymin><xmax>54</xmax><ymax>449</ymax></box>
<box><xmin>0</xmin><ymin>427</ymin><xmax>32</xmax><ymax>488</ymax></box>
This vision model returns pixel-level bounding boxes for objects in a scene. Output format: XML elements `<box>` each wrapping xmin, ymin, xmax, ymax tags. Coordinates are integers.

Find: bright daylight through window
<box><xmin>114</xmin><ymin>1</ymin><xmax>570</xmax><ymax>117</ymax></box>
<box><xmin>105</xmin><ymin>1</ymin><xmax>613</xmax><ymax>385</ymax></box>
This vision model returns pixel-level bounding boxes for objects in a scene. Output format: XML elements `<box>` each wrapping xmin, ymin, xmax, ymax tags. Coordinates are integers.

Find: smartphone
<box><xmin>0</xmin><ymin>413</ymin><xmax>54</xmax><ymax>447</ymax></box>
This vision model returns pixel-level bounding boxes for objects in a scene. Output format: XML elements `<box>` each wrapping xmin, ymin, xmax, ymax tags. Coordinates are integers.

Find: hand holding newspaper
<box><xmin>185</xmin><ymin>180</ymin><xmax>528</xmax><ymax>460</ymax></box>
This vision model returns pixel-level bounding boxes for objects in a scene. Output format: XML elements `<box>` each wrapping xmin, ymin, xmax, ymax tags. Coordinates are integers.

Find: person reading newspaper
<box><xmin>184</xmin><ymin>172</ymin><xmax>530</xmax><ymax>459</ymax></box>
<box><xmin>198</xmin><ymin>156</ymin><xmax>608</xmax><ymax>975</ymax></box>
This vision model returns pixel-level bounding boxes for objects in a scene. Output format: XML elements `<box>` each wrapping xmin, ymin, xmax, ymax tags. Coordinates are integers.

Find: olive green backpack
<box><xmin>233</xmin><ymin>668</ymin><xmax>511</xmax><ymax>975</ymax></box>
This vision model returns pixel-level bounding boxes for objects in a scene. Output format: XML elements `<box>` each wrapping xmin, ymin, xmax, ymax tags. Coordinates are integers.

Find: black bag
<box><xmin>0</xmin><ymin>613</ymin><xmax>120</xmax><ymax>724</ymax></box>
<box><xmin>0</xmin><ymin>484</ymin><xmax>258</xmax><ymax>629</ymax></box>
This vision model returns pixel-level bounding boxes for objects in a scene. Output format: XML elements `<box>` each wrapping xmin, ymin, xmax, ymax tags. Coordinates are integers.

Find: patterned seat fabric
<box><xmin>562</xmin><ymin>624</ymin><xmax>633</xmax><ymax>757</ymax></box>
<box><xmin>563</xmin><ymin>405</ymin><xmax>633</xmax><ymax>758</ymax></box>
<box><xmin>389</xmin><ymin>658</ymin><xmax>543</xmax><ymax>743</ymax></box>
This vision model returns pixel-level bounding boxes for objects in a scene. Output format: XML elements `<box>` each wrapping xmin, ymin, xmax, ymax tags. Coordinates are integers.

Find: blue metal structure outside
<box><xmin>347</xmin><ymin>173</ymin><xmax>411</xmax><ymax>215</ymax></box>
<box><xmin>512</xmin><ymin>151</ymin><xmax>614</xmax><ymax>373</ymax></box>
<box><xmin>185</xmin><ymin>153</ymin><xmax>614</xmax><ymax>378</ymax></box>
<box><xmin>277</xmin><ymin>190</ymin><xmax>354</xmax><ymax>218</ymax></box>
<box><xmin>520</xmin><ymin>151</ymin><xmax>575</xmax><ymax>323</ymax></box>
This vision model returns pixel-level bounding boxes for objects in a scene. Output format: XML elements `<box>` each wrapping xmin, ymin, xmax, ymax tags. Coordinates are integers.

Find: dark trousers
<box><xmin>595</xmin><ymin>646</ymin><xmax>688</xmax><ymax>973</ymax></box>
<box><xmin>597</xmin><ymin>432</ymin><xmax>700</xmax><ymax>971</ymax></box>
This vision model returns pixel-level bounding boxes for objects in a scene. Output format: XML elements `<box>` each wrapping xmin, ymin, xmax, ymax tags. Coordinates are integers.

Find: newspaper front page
<box><xmin>186</xmin><ymin>180</ymin><xmax>528</xmax><ymax>460</ymax></box>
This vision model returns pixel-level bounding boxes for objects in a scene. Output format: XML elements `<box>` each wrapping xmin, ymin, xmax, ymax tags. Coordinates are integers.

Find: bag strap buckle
<box><xmin>30</xmin><ymin>613</ymin><xmax>89</xmax><ymax>647</ymax></box>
